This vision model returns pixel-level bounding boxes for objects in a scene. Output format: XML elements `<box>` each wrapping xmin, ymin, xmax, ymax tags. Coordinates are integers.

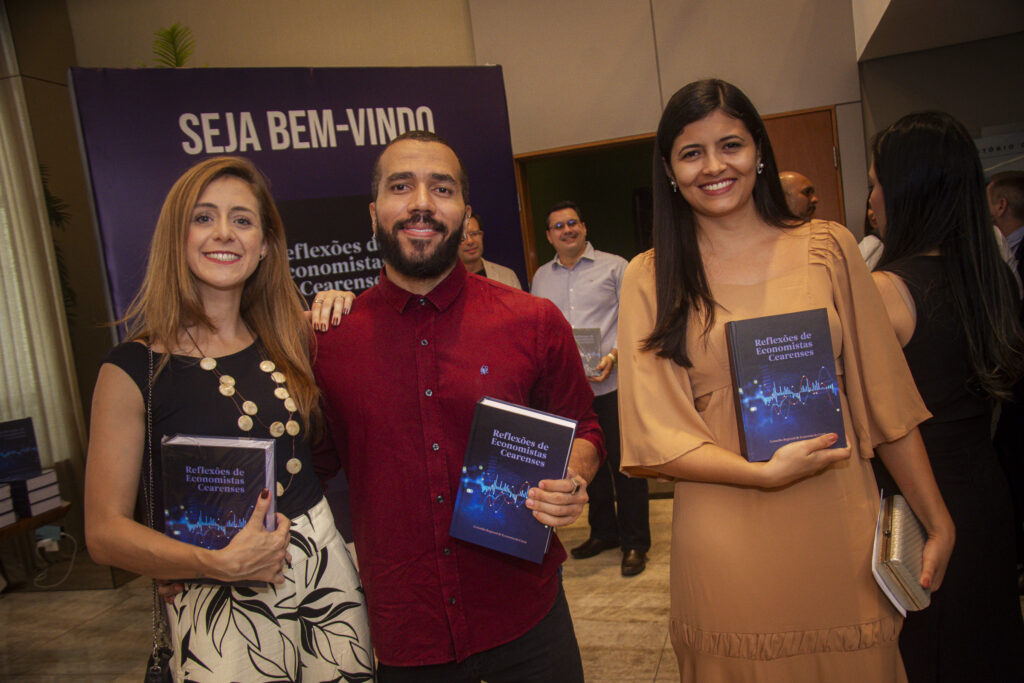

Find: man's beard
<box><xmin>377</xmin><ymin>214</ymin><xmax>464</xmax><ymax>279</ymax></box>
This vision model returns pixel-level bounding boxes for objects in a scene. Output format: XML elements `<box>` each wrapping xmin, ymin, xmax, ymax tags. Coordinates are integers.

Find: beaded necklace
<box><xmin>185</xmin><ymin>329</ymin><xmax>303</xmax><ymax>497</ymax></box>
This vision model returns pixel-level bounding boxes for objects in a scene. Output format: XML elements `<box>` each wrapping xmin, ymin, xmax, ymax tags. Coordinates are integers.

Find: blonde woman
<box><xmin>85</xmin><ymin>156</ymin><xmax>371</xmax><ymax>681</ymax></box>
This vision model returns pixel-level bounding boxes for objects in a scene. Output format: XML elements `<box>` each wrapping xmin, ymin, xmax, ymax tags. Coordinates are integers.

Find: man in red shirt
<box><xmin>313</xmin><ymin>130</ymin><xmax>603</xmax><ymax>682</ymax></box>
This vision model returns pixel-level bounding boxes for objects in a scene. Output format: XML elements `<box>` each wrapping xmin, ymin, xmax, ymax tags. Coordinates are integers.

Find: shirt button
<box><xmin>419</xmin><ymin>298</ymin><xmax>426</xmax><ymax>306</ymax></box>
<box><xmin>449</xmin><ymin>597</ymin><xmax>456</xmax><ymax>605</ymax></box>
<box><xmin>436</xmin><ymin>495</ymin><xmax>444</xmax><ymax>503</ymax></box>
<box><xmin>432</xmin><ymin>443</ymin><xmax>440</xmax><ymax>451</ymax></box>
<box><xmin>443</xmin><ymin>547</ymin><xmax>451</xmax><ymax>555</ymax></box>
<box><xmin>420</xmin><ymin>339</ymin><xmax>428</xmax><ymax>346</ymax></box>
<box><xmin>425</xmin><ymin>389</ymin><xmax>433</xmax><ymax>397</ymax></box>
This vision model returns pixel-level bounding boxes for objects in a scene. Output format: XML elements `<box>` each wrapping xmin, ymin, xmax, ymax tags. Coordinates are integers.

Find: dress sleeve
<box><xmin>617</xmin><ymin>252</ymin><xmax>717</xmax><ymax>479</ymax></box>
<box><xmin>812</xmin><ymin>222</ymin><xmax>931</xmax><ymax>457</ymax></box>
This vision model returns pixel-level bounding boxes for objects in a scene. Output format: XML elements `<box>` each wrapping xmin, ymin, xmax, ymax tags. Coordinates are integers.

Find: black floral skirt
<box><xmin>166</xmin><ymin>497</ymin><xmax>373</xmax><ymax>682</ymax></box>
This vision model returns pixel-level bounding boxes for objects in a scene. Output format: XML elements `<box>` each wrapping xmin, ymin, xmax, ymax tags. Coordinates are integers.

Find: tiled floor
<box><xmin>0</xmin><ymin>498</ymin><xmax>676</xmax><ymax>682</ymax></box>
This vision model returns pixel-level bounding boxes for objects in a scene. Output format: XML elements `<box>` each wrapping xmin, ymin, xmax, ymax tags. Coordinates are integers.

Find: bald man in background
<box><xmin>780</xmin><ymin>171</ymin><xmax>819</xmax><ymax>221</ymax></box>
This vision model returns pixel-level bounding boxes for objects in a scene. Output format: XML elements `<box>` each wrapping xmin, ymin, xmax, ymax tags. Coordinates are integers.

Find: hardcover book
<box><xmin>0</xmin><ymin>417</ymin><xmax>43</xmax><ymax>482</ymax></box>
<box><xmin>0</xmin><ymin>510</ymin><xmax>15</xmax><ymax>528</ymax></box>
<box><xmin>8</xmin><ymin>470</ymin><xmax>59</xmax><ymax>518</ymax></box>
<box><xmin>872</xmin><ymin>492</ymin><xmax>931</xmax><ymax>615</ymax></box>
<box><xmin>0</xmin><ymin>487</ymin><xmax>11</xmax><ymax>516</ymax></box>
<box><xmin>725</xmin><ymin>308</ymin><xmax>846</xmax><ymax>462</ymax></box>
<box><xmin>160</xmin><ymin>435</ymin><xmax>276</xmax><ymax>552</ymax></box>
<box><xmin>572</xmin><ymin>327</ymin><xmax>603</xmax><ymax>377</ymax></box>
<box><xmin>450</xmin><ymin>397</ymin><xmax>577</xmax><ymax>563</ymax></box>
<box><xmin>26</xmin><ymin>494</ymin><xmax>63</xmax><ymax>517</ymax></box>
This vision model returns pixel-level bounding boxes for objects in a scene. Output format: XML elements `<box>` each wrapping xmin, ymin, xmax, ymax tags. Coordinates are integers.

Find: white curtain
<box><xmin>0</xmin><ymin>6</ymin><xmax>87</xmax><ymax>472</ymax></box>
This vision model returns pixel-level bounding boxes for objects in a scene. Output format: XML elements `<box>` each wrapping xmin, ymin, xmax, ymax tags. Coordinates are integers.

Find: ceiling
<box><xmin>859</xmin><ymin>0</ymin><xmax>1024</xmax><ymax>61</ymax></box>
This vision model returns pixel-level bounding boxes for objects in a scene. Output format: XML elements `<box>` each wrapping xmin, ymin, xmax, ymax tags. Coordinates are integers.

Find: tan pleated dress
<box><xmin>618</xmin><ymin>221</ymin><xmax>931</xmax><ymax>682</ymax></box>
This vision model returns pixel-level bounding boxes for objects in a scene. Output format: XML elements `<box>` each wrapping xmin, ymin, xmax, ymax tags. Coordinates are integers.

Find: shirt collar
<box><xmin>553</xmin><ymin>241</ymin><xmax>596</xmax><ymax>270</ymax></box>
<box><xmin>377</xmin><ymin>260</ymin><xmax>468</xmax><ymax>313</ymax></box>
<box><xmin>1006</xmin><ymin>224</ymin><xmax>1024</xmax><ymax>250</ymax></box>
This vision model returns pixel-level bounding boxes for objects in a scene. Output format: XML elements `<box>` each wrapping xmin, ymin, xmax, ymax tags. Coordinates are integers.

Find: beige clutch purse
<box><xmin>872</xmin><ymin>493</ymin><xmax>931</xmax><ymax>614</ymax></box>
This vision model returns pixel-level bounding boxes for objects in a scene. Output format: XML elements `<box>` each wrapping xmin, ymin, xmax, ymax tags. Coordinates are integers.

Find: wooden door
<box><xmin>763</xmin><ymin>107</ymin><xmax>844</xmax><ymax>223</ymax></box>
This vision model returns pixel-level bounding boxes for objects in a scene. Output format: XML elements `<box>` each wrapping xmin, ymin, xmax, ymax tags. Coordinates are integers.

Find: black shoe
<box><xmin>571</xmin><ymin>537</ymin><xmax>620</xmax><ymax>559</ymax></box>
<box><xmin>621</xmin><ymin>549</ymin><xmax>647</xmax><ymax>577</ymax></box>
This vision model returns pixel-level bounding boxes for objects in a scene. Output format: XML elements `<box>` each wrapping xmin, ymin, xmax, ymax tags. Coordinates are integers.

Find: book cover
<box><xmin>725</xmin><ymin>308</ymin><xmax>846</xmax><ymax>462</ymax></box>
<box><xmin>449</xmin><ymin>397</ymin><xmax>577</xmax><ymax>563</ymax></box>
<box><xmin>0</xmin><ymin>418</ymin><xmax>43</xmax><ymax>482</ymax></box>
<box><xmin>160</xmin><ymin>435</ymin><xmax>275</xmax><ymax>552</ymax></box>
<box><xmin>572</xmin><ymin>327</ymin><xmax>603</xmax><ymax>377</ymax></box>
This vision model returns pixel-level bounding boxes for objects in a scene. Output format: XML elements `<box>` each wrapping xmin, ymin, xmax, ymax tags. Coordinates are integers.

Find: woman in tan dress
<box><xmin>617</xmin><ymin>80</ymin><xmax>955</xmax><ymax>682</ymax></box>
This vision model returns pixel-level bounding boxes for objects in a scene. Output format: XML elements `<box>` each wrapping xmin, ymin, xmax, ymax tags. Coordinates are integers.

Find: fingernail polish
<box><xmin>261</xmin><ymin>488</ymin><xmax>269</xmax><ymax>499</ymax></box>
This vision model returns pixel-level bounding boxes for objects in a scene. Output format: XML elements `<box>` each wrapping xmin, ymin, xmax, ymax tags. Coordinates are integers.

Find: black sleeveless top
<box><xmin>103</xmin><ymin>341</ymin><xmax>322</xmax><ymax>524</ymax></box>
<box><xmin>885</xmin><ymin>255</ymin><xmax>990</xmax><ymax>451</ymax></box>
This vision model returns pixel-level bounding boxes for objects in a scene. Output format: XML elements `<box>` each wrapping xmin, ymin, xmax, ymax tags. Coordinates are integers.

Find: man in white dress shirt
<box><xmin>531</xmin><ymin>201</ymin><xmax>650</xmax><ymax>576</ymax></box>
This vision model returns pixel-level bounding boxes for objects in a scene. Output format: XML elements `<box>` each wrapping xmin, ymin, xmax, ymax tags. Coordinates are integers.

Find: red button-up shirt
<box><xmin>313</xmin><ymin>263</ymin><xmax>604</xmax><ymax>666</ymax></box>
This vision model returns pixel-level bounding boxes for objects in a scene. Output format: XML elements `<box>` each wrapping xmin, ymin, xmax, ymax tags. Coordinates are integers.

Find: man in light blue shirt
<box><xmin>531</xmin><ymin>201</ymin><xmax>650</xmax><ymax>576</ymax></box>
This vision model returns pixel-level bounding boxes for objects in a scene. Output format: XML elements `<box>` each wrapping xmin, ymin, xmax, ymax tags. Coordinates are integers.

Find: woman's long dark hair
<box><xmin>643</xmin><ymin>79</ymin><xmax>796</xmax><ymax>367</ymax></box>
<box><xmin>874</xmin><ymin>111</ymin><xmax>1024</xmax><ymax>400</ymax></box>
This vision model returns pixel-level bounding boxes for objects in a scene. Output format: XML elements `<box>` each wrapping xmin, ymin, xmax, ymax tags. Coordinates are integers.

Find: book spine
<box><xmin>724</xmin><ymin>322</ymin><xmax>751</xmax><ymax>459</ymax></box>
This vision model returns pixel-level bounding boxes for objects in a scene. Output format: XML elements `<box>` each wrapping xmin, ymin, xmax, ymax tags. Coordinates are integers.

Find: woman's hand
<box><xmin>919</xmin><ymin>524</ymin><xmax>954</xmax><ymax>592</ymax></box>
<box><xmin>308</xmin><ymin>290</ymin><xmax>355</xmax><ymax>332</ymax></box>
<box><xmin>760</xmin><ymin>433</ymin><xmax>851</xmax><ymax>488</ymax></box>
<box><xmin>209</xmin><ymin>489</ymin><xmax>292</xmax><ymax>584</ymax></box>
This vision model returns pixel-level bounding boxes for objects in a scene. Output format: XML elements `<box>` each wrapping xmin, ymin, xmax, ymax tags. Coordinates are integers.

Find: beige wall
<box><xmin>66</xmin><ymin>0</ymin><xmax>475</xmax><ymax>67</ymax></box>
<box><xmin>653</xmin><ymin>0</ymin><xmax>860</xmax><ymax>118</ymax></box>
<box><xmin>470</xmin><ymin>0</ymin><xmax>663</xmax><ymax>154</ymax></box>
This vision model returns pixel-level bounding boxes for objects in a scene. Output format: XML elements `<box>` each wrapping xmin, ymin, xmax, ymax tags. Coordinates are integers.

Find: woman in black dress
<box><xmin>85</xmin><ymin>156</ymin><xmax>372</xmax><ymax>681</ymax></box>
<box><xmin>870</xmin><ymin>111</ymin><xmax>1024</xmax><ymax>681</ymax></box>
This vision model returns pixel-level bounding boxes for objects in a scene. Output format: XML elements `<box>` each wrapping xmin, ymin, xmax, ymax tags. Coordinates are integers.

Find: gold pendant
<box><xmin>274</xmin><ymin>387</ymin><xmax>289</xmax><ymax>400</ymax></box>
<box><xmin>260</xmin><ymin>360</ymin><xmax>276</xmax><ymax>372</ymax></box>
<box><xmin>276</xmin><ymin>481</ymin><xmax>285</xmax><ymax>497</ymax></box>
<box><xmin>219</xmin><ymin>374</ymin><xmax>235</xmax><ymax>387</ymax></box>
<box><xmin>238</xmin><ymin>415</ymin><xmax>254</xmax><ymax>431</ymax></box>
<box><xmin>218</xmin><ymin>384</ymin><xmax>236</xmax><ymax>397</ymax></box>
<box><xmin>269</xmin><ymin>421</ymin><xmax>285</xmax><ymax>438</ymax></box>
<box><xmin>283</xmin><ymin>397</ymin><xmax>298</xmax><ymax>413</ymax></box>
<box><xmin>285</xmin><ymin>419</ymin><xmax>300</xmax><ymax>436</ymax></box>
<box><xmin>286</xmin><ymin>457</ymin><xmax>302</xmax><ymax>474</ymax></box>
<box><xmin>271</xmin><ymin>371</ymin><xmax>286</xmax><ymax>384</ymax></box>
<box><xmin>242</xmin><ymin>401</ymin><xmax>258</xmax><ymax>416</ymax></box>
<box><xmin>200</xmin><ymin>357</ymin><xmax>217</xmax><ymax>371</ymax></box>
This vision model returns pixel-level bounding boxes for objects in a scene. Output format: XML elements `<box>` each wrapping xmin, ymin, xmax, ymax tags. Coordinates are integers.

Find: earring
<box><xmin>669</xmin><ymin>180</ymin><xmax>679</xmax><ymax>193</ymax></box>
<box><xmin>259</xmin><ymin>252</ymin><xmax>266</xmax><ymax>261</ymax></box>
<box><xmin>756</xmin><ymin>161</ymin><xmax>765</xmax><ymax>175</ymax></box>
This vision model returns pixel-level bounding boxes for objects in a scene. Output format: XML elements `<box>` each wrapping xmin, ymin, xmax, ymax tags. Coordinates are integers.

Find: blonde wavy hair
<box><xmin>121</xmin><ymin>156</ymin><xmax>320</xmax><ymax>430</ymax></box>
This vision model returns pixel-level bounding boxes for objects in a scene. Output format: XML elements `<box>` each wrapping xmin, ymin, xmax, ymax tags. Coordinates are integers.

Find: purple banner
<box><xmin>69</xmin><ymin>67</ymin><xmax>523</xmax><ymax>323</ymax></box>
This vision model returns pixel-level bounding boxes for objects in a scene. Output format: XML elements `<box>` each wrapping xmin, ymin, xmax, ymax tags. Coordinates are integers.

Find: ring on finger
<box><xmin>569</xmin><ymin>478</ymin><xmax>581</xmax><ymax>496</ymax></box>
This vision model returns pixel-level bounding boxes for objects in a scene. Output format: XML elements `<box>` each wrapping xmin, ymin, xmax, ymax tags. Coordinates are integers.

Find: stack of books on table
<box><xmin>0</xmin><ymin>483</ymin><xmax>14</xmax><ymax>528</ymax></box>
<box><xmin>7</xmin><ymin>470</ymin><xmax>63</xmax><ymax>518</ymax></box>
<box><xmin>1</xmin><ymin>416</ymin><xmax>64</xmax><ymax>520</ymax></box>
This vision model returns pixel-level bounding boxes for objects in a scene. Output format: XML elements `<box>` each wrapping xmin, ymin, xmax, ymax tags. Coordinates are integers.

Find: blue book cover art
<box><xmin>725</xmin><ymin>308</ymin><xmax>846</xmax><ymax>462</ymax></box>
<box><xmin>160</xmin><ymin>435</ymin><xmax>275</xmax><ymax>552</ymax></box>
<box><xmin>450</xmin><ymin>397</ymin><xmax>577</xmax><ymax>563</ymax></box>
<box><xmin>0</xmin><ymin>417</ymin><xmax>43</xmax><ymax>482</ymax></box>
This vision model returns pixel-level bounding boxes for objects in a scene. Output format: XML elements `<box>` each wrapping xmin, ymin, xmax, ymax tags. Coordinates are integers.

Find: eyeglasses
<box><xmin>549</xmin><ymin>218</ymin><xmax>580</xmax><ymax>231</ymax></box>
<box><xmin>461</xmin><ymin>230</ymin><xmax>483</xmax><ymax>242</ymax></box>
